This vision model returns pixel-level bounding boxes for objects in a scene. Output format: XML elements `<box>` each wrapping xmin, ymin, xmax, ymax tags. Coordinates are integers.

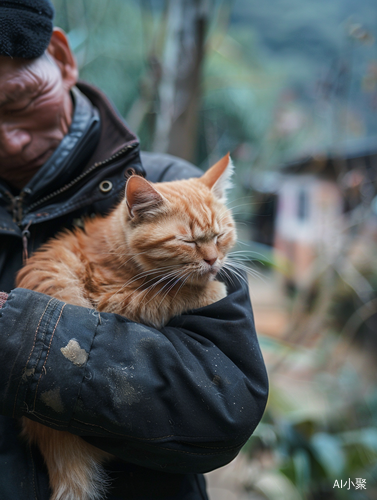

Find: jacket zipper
<box><xmin>12</xmin><ymin>192</ymin><xmax>27</xmax><ymax>223</ymax></box>
<box><xmin>1</xmin><ymin>142</ymin><xmax>138</xmax><ymax>261</ymax></box>
<box><xmin>22</xmin><ymin>221</ymin><xmax>32</xmax><ymax>264</ymax></box>
<box><xmin>24</xmin><ymin>142</ymin><xmax>138</xmax><ymax>215</ymax></box>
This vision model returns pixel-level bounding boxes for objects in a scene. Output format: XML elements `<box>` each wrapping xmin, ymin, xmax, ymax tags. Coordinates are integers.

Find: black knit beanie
<box><xmin>0</xmin><ymin>0</ymin><xmax>55</xmax><ymax>59</ymax></box>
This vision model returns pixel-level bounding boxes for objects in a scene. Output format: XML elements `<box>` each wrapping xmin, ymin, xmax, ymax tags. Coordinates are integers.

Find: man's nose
<box><xmin>0</xmin><ymin>126</ymin><xmax>31</xmax><ymax>156</ymax></box>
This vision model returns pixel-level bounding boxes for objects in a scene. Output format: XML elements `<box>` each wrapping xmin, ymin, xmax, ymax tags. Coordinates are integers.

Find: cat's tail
<box><xmin>51</xmin><ymin>455</ymin><xmax>110</xmax><ymax>500</ymax></box>
<box><xmin>21</xmin><ymin>417</ymin><xmax>112</xmax><ymax>500</ymax></box>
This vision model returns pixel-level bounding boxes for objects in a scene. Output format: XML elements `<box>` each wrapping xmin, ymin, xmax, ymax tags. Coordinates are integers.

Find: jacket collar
<box><xmin>23</xmin><ymin>86</ymin><xmax>101</xmax><ymax>205</ymax></box>
<box><xmin>76</xmin><ymin>80</ymin><xmax>139</xmax><ymax>167</ymax></box>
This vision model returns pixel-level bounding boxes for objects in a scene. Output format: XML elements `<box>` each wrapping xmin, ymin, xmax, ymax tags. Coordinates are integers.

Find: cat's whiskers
<box><xmin>218</xmin><ymin>202</ymin><xmax>250</xmax><ymax>215</ymax></box>
<box><xmin>169</xmin><ymin>270</ymin><xmax>193</xmax><ymax>303</ymax></box>
<box><xmin>105</xmin><ymin>265</ymin><xmax>182</xmax><ymax>303</ymax></box>
<box><xmin>127</xmin><ymin>267</ymin><xmax>188</xmax><ymax>307</ymax></box>
<box><xmin>226</xmin><ymin>199</ymin><xmax>254</xmax><ymax>211</ymax></box>
<box><xmin>143</xmin><ymin>269</ymin><xmax>185</xmax><ymax>295</ymax></box>
<box><xmin>221</xmin><ymin>264</ymin><xmax>249</xmax><ymax>286</ymax></box>
<box><xmin>218</xmin><ymin>268</ymin><xmax>235</xmax><ymax>288</ymax></box>
<box><xmin>122</xmin><ymin>265</ymin><xmax>181</xmax><ymax>288</ymax></box>
<box><xmin>130</xmin><ymin>264</ymin><xmax>181</xmax><ymax>282</ymax></box>
<box><xmin>152</xmin><ymin>276</ymin><xmax>184</xmax><ymax>308</ymax></box>
<box><xmin>145</xmin><ymin>267</ymin><xmax>189</xmax><ymax>295</ymax></box>
<box><xmin>228</xmin><ymin>250</ymin><xmax>265</xmax><ymax>258</ymax></box>
<box><xmin>217</xmin><ymin>211</ymin><xmax>233</xmax><ymax>223</ymax></box>
<box><xmin>228</xmin><ymin>258</ymin><xmax>265</xmax><ymax>280</ymax></box>
<box><xmin>138</xmin><ymin>265</ymin><xmax>194</xmax><ymax>309</ymax></box>
<box><xmin>222</xmin><ymin>258</ymin><xmax>266</xmax><ymax>286</ymax></box>
<box><xmin>155</xmin><ymin>268</ymin><xmax>193</xmax><ymax>307</ymax></box>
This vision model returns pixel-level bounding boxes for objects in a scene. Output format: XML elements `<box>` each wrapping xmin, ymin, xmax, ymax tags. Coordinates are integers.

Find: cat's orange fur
<box><xmin>16</xmin><ymin>154</ymin><xmax>236</xmax><ymax>500</ymax></box>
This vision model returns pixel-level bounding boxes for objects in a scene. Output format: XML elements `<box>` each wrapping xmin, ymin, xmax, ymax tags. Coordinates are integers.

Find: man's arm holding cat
<box><xmin>0</xmin><ymin>276</ymin><xmax>268</xmax><ymax>473</ymax></box>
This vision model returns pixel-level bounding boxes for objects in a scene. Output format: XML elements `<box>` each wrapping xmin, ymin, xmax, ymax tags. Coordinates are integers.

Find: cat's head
<box><xmin>122</xmin><ymin>153</ymin><xmax>236</xmax><ymax>285</ymax></box>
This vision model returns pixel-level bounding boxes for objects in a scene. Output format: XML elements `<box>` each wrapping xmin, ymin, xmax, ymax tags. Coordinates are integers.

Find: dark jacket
<box><xmin>0</xmin><ymin>82</ymin><xmax>268</xmax><ymax>500</ymax></box>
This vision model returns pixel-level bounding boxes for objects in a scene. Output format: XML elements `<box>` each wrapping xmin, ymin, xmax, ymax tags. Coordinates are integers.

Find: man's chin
<box><xmin>0</xmin><ymin>149</ymin><xmax>55</xmax><ymax>189</ymax></box>
<box><xmin>22</xmin><ymin>149</ymin><xmax>54</xmax><ymax>169</ymax></box>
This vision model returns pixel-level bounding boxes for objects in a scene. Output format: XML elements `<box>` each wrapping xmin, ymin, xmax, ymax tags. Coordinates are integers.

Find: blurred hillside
<box><xmin>230</xmin><ymin>0</ymin><xmax>377</xmax><ymax>156</ymax></box>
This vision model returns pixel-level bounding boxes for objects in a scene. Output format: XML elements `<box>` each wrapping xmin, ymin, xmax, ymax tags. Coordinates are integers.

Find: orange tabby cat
<box><xmin>16</xmin><ymin>153</ymin><xmax>236</xmax><ymax>500</ymax></box>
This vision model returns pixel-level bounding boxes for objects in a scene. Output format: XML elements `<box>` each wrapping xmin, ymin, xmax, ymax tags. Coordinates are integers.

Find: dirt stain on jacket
<box><xmin>40</xmin><ymin>388</ymin><xmax>64</xmax><ymax>413</ymax></box>
<box><xmin>106</xmin><ymin>367</ymin><xmax>141</xmax><ymax>407</ymax></box>
<box><xmin>60</xmin><ymin>339</ymin><xmax>88</xmax><ymax>367</ymax></box>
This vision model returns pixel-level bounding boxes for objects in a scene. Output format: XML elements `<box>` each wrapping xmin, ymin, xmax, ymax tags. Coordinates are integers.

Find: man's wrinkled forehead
<box><xmin>0</xmin><ymin>56</ymin><xmax>36</xmax><ymax>100</ymax></box>
<box><xmin>0</xmin><ymin>54</ymin><xmax>53</xmax><ymax>100</ymax></box>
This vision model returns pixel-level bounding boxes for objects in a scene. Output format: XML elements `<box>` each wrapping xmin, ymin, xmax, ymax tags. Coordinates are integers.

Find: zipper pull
<box><xmin>22</xmin><ymin>221</ymin><xmax>32</xmax><ymax>265</ymax></box>
<box><xmin>17</xmin><ymin>190</ymin><xmax>28</xmax><ymax>222</ymax></box>
<box><xmin>9</xmin><ymin>192</ymin><xmax>26</xmax><ymax>223</ymax></box>
<box><xmin>10</xmin><ymin>195</ymin><xmax>19</xmax><ymax>223</ymax></box>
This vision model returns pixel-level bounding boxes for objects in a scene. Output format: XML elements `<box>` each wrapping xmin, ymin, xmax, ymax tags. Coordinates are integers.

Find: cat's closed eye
<box><xmin>183</xmin><ymin>240</ymin><xmax>196</xmax><ymax>247</ymax></box>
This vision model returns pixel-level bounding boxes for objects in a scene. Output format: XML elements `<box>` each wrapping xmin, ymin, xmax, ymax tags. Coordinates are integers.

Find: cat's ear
<box><xmin>126</xmin><ymin>176</ymin><xmax>165</xmax><ymax>218</ymax></box>
<box><xmin>200</xmin><ymin>153</ymin><xmax>234</xmax><ymax>203</ymax></box>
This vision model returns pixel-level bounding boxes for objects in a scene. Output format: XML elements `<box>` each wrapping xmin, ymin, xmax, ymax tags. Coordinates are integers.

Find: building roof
<box><xmin>280</xmin><ymin>136</ymin><xmax>377</xmax><ymax>177</ymax></box>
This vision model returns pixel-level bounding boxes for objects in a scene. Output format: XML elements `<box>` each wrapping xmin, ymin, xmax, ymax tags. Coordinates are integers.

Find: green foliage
<box><xmin>243</xmin><ymin>318</ymin><xmax>377</xmax><ymax>500</ymax></box>
<box><xmin>245</xmin><ymin>394</ymin><xmax>377</xmax><ymax>499</ymax></box>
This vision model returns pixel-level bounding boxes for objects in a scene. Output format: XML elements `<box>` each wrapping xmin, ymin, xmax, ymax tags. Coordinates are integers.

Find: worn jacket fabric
<box><xmin>0</xmin><ymin>82</ymin><xmax>268</xmax><ymax>500</ymax></box>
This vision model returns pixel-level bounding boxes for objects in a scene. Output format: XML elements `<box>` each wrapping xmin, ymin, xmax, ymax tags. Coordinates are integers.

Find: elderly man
<box><xmin>0</xmin><ymin>1</ymin><xmax>268</xmax><ymax>499</ymax></box>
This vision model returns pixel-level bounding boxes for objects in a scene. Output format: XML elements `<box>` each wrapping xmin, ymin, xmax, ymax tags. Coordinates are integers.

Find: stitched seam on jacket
<box><xmin>27</xmin><ymin>301</ymin><xmax>60</xmax><ymax>409</ymax></box>
<box><xmin>33</xmin><ymin>303</ymin><xmax>66</xmax><ymax>410</ymax></box>
<box><xmin>12</xmin><ymin>298</ymin><xmax>54</xmax><ymax>418</ymax></box>
<box><xmin>69</xmin><ymin>310</ymin><xmax>101</xmax><ymax>428</ymax></box>
<box><xmin>20</xmin><ymin>411</ymin><xmax>67</xmax><ymax>425</ymax></box>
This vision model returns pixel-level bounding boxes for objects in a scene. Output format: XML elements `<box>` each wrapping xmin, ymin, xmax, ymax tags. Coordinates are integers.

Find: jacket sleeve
<box><xmin>0</xmin><ymin>276</ymin><xmax>268</xmax><ymax>474</ymax></box>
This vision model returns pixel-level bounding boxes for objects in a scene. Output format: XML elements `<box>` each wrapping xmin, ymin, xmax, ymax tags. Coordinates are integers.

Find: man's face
<box><xmin>0</xmin><ymin>30</ymin><xmax>77</xmax><ymax>189</ymax></box>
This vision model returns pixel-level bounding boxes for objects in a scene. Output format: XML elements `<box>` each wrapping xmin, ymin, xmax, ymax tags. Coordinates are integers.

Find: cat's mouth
<box><xmin>173</xmin><ymin>261</ymin><xmax>222</xmax><ymax>284</ymax></box>
<box><xmin>200</xmin><ymin>262</ymin><xmax>222</xmax><ymax>279</ymax></box>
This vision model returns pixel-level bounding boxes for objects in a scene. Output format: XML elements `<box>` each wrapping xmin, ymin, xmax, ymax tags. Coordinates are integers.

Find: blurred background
<box><xmin>52</xmin><ymin>0</ymin><xmax>377</xmax><ymax>498</ymax></box>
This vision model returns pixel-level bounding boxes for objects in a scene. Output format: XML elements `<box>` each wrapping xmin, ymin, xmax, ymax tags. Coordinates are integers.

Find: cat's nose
<box><xmin>204</xmin><ymin>257</ymin><xmax>217</xmax><ymax>267</ymax></box>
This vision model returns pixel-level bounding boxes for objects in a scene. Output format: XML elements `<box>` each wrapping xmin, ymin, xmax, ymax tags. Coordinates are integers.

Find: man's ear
<box><xmin>47</xmin><ymin>28</ymin><xmax>78</xmax><ymax>90</ymax></box>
